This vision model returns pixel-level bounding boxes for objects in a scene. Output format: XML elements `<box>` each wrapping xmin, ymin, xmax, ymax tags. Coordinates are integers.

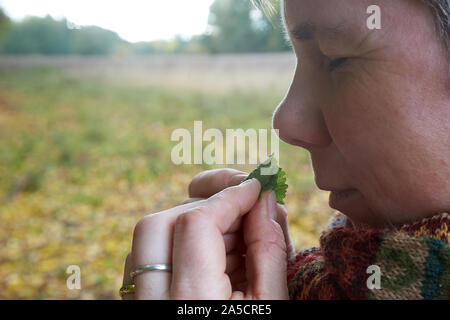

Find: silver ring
<box><xmin>130</xmin><ymin>264</ymin><xmax>172</xmax><ymax>281</ymax></box>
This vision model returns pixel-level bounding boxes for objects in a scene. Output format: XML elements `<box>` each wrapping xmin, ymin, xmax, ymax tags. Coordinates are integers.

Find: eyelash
<box><xmin>328</xmin><ymin>57</ymin><xmax>349</xmax><ymax>71</ymax></box>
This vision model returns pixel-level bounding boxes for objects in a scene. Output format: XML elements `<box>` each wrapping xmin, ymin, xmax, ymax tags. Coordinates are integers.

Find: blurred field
<box><xmin>0</xmin><ymin>53</ymin><xmax>335</xmax><ymax>299</ymax></box>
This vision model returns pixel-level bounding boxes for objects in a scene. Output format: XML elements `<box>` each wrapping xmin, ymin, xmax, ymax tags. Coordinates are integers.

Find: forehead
<box><xmin>282</xmin><ymin>0</ymin><xmax>373</xmax><ymax>35</ymax></box>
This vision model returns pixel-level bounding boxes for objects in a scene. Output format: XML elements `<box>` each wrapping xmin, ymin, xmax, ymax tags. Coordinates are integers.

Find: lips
<box><xmin>329</xmin><ymin>188</ymin><xmax>359</xmax><ymax>209</ymax></box>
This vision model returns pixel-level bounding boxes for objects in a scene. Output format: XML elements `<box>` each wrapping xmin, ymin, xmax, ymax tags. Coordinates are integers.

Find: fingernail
<box><xmin>267</xmin><ymin>190</ymin><xmax>277</xmax><ymax>220</ymax></box>
<box><xmin>230</xmin><ymin>174</ymin><xmax>248</xmax><ymax>186</ymax></box>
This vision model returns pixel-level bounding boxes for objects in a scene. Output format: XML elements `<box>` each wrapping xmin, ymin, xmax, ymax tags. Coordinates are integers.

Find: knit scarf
<box><xmin>287</xmin><ymin>212</ymin><xmax>450</xmax><ymax>299</ymax></box>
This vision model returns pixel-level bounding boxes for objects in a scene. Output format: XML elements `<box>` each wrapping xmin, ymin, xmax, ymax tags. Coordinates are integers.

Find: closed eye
<box><xmin>328</xmin><ymin>57</ymin><xmax>349</xmax><ymax>71</ymax></box>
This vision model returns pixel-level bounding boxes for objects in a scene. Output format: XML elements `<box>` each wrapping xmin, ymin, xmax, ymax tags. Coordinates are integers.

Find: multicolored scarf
<box><xmin>287</xmin><ymin>212</ymin><xmax>450</xmax><ymax>299</ymax></box>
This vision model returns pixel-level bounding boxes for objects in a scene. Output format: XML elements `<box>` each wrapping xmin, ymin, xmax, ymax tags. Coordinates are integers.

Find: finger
<box><xmin>226</xmin><ymin>253</ymin><xmax>247</xmax><ymax>293</ymax></box>
<box><xmin>230</xmin><ymin>291</ymin><xmax>246</xmax><ymax>300</ymax></box>
<box><xmin>132</xmin><ymin>200</ymin><xmax>207</xmax><ymax>267</ymax></box>
<box><xmin>181</xmin><ymin>197</ymin><xmax>204</xmax><ymax>205</ymax></box>
<box><xmin>131</xmin><ymin>192</ymin><xmax>245</xmax><ymax>299</ymax></box>
<box><xmin>180</xmin><ymin>205</ymin><xmax>243</xmax><ymax>233</ymax></box>
<box><xmin>121</xmin><ymin>253</ymin><xmax>135</xmax><ymax>300</ymax></box>
<box><xmin>204</xmin><ymin>178</ymin><xmax>261</xmax><ymax>233</ymax></box>
<box><xmin>183</xmin><ymin>201</ymin><xmax>294</xmax><ymax>255</ymax></box>
<box><xmin>229</xmin><ymin>266</ymin><xmax>247</xmax><ymax>293</ymax></box>
<box><xmin>225</xmin><ymin>251</ymin><xmax>245</xmax><ymax>274</ymax></box>
<box><xmin>122</xmin><ymin>253</ymin><xmax>134</xmax><ymax>285</ymax></box>
<box><xmin>229</xmin><ymin>265</ymin><xmax>247</xmax><ymax>284</ymax></box>
<box><xmin>227</xmin><ymin>217</ymin><xmax>243</xmax><ymax>234</ymax></box>
<box><xmin>132</xmin><ymin>216</ymin><xmax>173</xmax><ymax>299</ymax></box>
<box><xmin>276</xmin><ymin>204</ymin><xmax>296</xmax><ymax>260</ymax></box>
<box><xmin>188</xmin><ymin>168</ymin><xmax>248</xmax><ymax>198</ymax></box>
<box><xmin>243</xmin><ymin>191</ymin><xmax>289</xmax><ymax>300</ymax></box>
<box><xmin>224</xmin><ymin>233</ymin><xmax>241</xmax><ymax>253</ymax></box>
<box><xmin>170</xmin><ymin>179</ymin><xmax>261</xmax><ymax>299</ymax></box>
<box><xmin>131</xmin><ymin>202</ymin><xmax>205</xmax><ymax>299</ymax></box>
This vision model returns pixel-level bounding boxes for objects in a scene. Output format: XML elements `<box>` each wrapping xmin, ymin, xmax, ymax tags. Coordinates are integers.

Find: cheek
<box><xmin>325</xmin><ymin>79</ymin><xmax>402</xmax><ymax>169</ymax></box>
<box><xmin>324</xmin><ymin>75</ymin><xmax>425</xmax><ymax>201</ymax></box>
<box><xmin>323</xmin><ymin>68</ymin><xmax>448</xmax><ymax>220</ymax></box>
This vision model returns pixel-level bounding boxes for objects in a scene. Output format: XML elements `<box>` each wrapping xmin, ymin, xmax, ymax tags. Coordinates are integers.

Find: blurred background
<box><xmin>0</xmin><ymin>0</ymin><xmax>335</xmax><ymax>299</ymax></box>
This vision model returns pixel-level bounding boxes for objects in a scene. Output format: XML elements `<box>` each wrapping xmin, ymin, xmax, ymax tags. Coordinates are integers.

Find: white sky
<box><xmin>0</xmin><ymin>0</ymin><xmax>214</xmax><ymax>42</ymax></box>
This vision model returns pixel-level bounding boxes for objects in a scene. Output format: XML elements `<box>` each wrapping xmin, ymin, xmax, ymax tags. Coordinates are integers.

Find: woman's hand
<box><xmin>122</xmin><ymin>169</ymin><xmax>295</xmax><ymax>299</ymax></box>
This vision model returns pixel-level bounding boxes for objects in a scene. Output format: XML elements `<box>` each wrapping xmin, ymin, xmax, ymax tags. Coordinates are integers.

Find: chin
<box><xmin>329</xmin><ymin>190</ymin><xmax>391</xmax><ymax>229</ymax></box>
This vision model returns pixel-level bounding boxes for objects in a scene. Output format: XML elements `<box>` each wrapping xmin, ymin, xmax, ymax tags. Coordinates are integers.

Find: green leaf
<box><xmin>244</xmin><ymin>154</ymin><xmax>288</xmax><ymax>204</ymax></box>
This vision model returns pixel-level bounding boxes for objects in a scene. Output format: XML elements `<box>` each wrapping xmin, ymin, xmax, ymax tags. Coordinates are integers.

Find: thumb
<box><xmin>243</xmin><ymin>190</ymin><xmax>289</xmax><ymax>300</ymax></box>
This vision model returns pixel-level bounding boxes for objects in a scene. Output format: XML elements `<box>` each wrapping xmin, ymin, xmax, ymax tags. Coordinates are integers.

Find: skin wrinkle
<box><xmin>274</xmin><ymin>0</ymin><xmax>449</xmax><ymax>228</ymax></box>
<box><xmin>289</xmin><ymin>21</ymin><xmax>355</xmax><ymax>43</ymax></box>
<box><xmin>278</xmin><ymin>0</ymin><xmax>450</xmax><ymax>57</ymax></box>
<box><xmin>329</xmin><ymin>83</ymin><xmax>394</xmax><ymax>227</ymax></box>
<box><xmin>342</xmin><ymin>62</ymin><xmax>432</xmax><ymax>224</ymax></box>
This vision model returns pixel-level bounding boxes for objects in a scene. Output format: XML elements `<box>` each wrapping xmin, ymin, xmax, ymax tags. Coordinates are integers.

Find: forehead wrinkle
<box><xmin>290</xmin><ymin>21</ymin><xmax>351</xmax><ymax>41</ymax></box>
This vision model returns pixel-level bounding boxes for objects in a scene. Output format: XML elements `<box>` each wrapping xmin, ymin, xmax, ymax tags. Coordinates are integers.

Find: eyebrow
<box><xmin>289</xmin><ymin>22</ymin><xmax>349</xmax><ymax>41</ymax></box>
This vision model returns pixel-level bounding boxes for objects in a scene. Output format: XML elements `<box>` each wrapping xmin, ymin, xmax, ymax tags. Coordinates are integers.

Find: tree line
<box><xmin>0</xmin><ymin>0</ymin><xmax>290</xmax><ymax>55</ymax></box>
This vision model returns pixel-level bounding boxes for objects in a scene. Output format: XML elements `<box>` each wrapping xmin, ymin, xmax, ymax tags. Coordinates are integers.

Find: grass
<box><xmin>0</xmin><ymin>62</ymin><xmax>334</xmax><ymax>299</ymax></box>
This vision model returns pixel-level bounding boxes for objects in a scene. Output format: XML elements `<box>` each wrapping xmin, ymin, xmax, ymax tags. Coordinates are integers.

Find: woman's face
<box><xmin>273</xmin><ymin>0</ymin><xmax>449</xmax><ymax>227</ymax></box>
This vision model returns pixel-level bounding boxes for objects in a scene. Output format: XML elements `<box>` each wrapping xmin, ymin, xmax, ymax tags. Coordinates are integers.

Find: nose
<box><xmin>272</xmin><ymin>64</ymin><xmax>332</xmax><ymax>150</ymax></box>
